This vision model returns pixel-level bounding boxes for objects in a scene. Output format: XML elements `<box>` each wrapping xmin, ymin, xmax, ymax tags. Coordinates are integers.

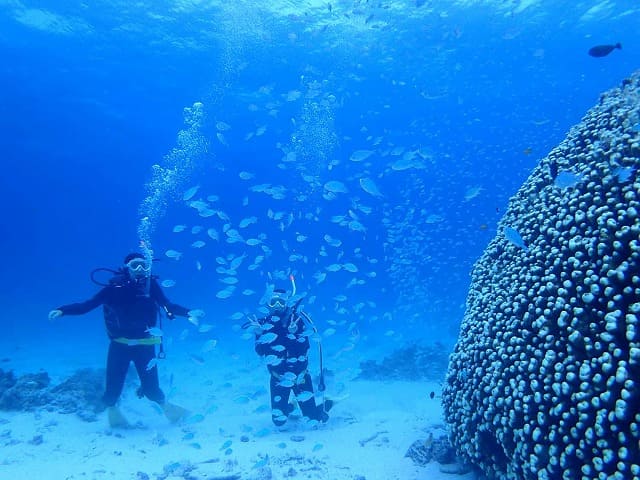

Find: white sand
<box><xmin>0</xmin><ymin>345</ymin><xmax>472</xmax><ymax>480</ymax></box>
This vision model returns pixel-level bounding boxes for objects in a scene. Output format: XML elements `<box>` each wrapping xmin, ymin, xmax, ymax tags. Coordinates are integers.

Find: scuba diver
<box><xmin>247</xmin><ymin>282</ymin><xmax>333</xmax><ymax>427</ymax></box>
<box><xmin>48</xmin><ymin>252</ymin><xmax>193</xmax><ymax>428</ymax></box>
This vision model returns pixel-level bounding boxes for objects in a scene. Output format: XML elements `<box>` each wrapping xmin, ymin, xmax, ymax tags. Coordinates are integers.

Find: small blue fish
<box><xmin>254</xmin><ymin>428</ymin><xmax>271</xmax><ymax>438</ymax></box>
<box><xmin>504</xmin><ymin>227</ymin><xmax>529</xmax><ymax>252</ymax></box>
<box><xmin>264</xmin><ymin>355</ymin><xmax>283</xmax><ymax>366</ymax></box>
<box><xmin>252</xmin><ymin>455</ymin><xmax>269</xmax><ymax>469</ymax></box>
<box><xmin>220</xmin><ymin>440</ymin><xmax>233</xmax><ymax>451</ymax></box>
<box><xmin>225</xmin><ymin>448</ymin><xmax>233</xmax><ymax>455</ymax></box>
<box><xmin>554</xmin><ymin>170</ymin><xmax>582</xmax><ymax>189</ymax></box>
<box><xmin>190</xmin><ymin>442</ymin><xmax>202</xmax><ymax>449</ymax></box>
<box><xmin>145</xmin><ymin>327</ymin><xmax>163</xmax><ymax>337</ymax></box>
<box><xmin>312</xmin><ymin>443</ymin><xmax>323</xmax><ymax>452</ymax></box>
<box><xmin>184</xmin><ymin>413</ymin><xmax>205</xmax><ymax>424</ymax></box>
<box><xmin>277</xmin><ymin>378</ymin><xmax>295</xmax><ymax>388</ymax></box>
<box><xmin>615</xmin><ymin>166</ymin><xmax>635</xmax><ymax>183</ymax></box>
<box><xmin>146</xmin><ymin>358</ymin><xmax>158</xmax><ymax>371</ymax></box>
<box><xmin>182</xmin><ymin>432</ymin><xmax>195</xmax><ymax>441</ymax></box>
<box><xmin>258</xmin><ymin>332</ymin><xmax>278</xmax><ymax>344</ymax></box>
<box><xmin>296</xmin><ymin>391</ymin><xmax>314</xmax><ymax>402</ymax></box>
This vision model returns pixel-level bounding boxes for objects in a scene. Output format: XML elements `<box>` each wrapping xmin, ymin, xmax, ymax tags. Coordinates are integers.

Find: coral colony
<box><xmin>443</xmin><ymin>73</ymin><xmax>640</xmax><ymax>479</ymax></box>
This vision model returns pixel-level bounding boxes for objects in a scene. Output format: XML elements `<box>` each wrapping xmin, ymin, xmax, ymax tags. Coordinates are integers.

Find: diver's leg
<box><xmin>294</xmin><ymin>372</ymin><xmax>328</xmax><ymax>423</ymax></box>
<box><xmin>270</xmin><ymin>374</ymin><xmax>291</xmax><ymax>426</ymax></box>
<box><xmin>132</xmin><ymin>345</ymin><xmax>165</xmax><ymax>404</ymax></box>
<box><xmin>103</xmin><ymin>341</ymin><xmax>130</xmax><ymax>407</ymax></box>
<box><xmin>103</xmin><ymin>341</ymin><xmax>132</xmax><ymax>428</ymax></box>
<box><xmin>132</xmin><ymin>345</ymin><xmax>187</xmax><ymax>423</ymax></box>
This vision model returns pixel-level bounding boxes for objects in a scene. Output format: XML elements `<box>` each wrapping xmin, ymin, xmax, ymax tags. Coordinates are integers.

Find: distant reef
<box><xmin>443</xmin><ymin>72</ymin><xmax>640</xmax><ymax>479</ymax></box>
<box><xmin>358</xmin><ymin>343</ymin><xmax>450</xmax><ymax>382</ymax></box>
<box><xmin>0</xmin><ymin>368</ymin><xmax>105</xmax><ymax>422</ymax></box>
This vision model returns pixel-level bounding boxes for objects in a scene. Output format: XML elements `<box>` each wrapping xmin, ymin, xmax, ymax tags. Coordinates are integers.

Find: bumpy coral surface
<box><xmin>443</xmin><ymin>73</ymin><xmax>640</xmax><ymax>480</ymax></box>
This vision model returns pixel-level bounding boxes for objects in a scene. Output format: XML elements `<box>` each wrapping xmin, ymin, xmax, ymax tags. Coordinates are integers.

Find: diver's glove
<box><xmin>48</xmin><ymin>309</ymin><xmax>63</xmax><ymax>320</ymax></box>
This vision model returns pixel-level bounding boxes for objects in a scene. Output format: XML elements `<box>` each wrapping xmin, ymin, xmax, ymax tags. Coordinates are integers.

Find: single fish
<box><xmin>252</xmin><ymin>455</ymin><xmax>269</xmax><ymax>469</ymax></box>
<box><xmin>201</xmin><ymin>339</ymin><xmax>218</xmax><ymax>352</ymax></box>
<box><xmin>588</xmin><ymin>43</ymin><xmax>621</xmax><ymax>58</ymax></box>
<box><xmin>323</xmin><ymin>328</ymin><xmax>337</xmax><ymax>337</ymax></box>
<box><xmin>324</xmin><ymin>180</ymin><xmax>348</xmax><ymax>194</ymax></box>
<box><xmin>504</xmin><ymin>226</ymin><xmax>529</xmax><ymax>252</ymax></box>
<box><xmin>296</xmin><ymin>391</ymin><xmax>314</xmax><ymax>402</ymax></box>
<box><xmin>146</xmin><ymin>358</ymin><xmax>158</xmax><ymax>371</ymax></box>
<box><xmin>615</xmin><ymin>166</ymin><xmax>635</xmax><ymax>183</ymax></box>
<box><xmin>146</xmin><ymin>327</ymin><xmax>163</xmax><ymax>337</ymax></box>
<box><xmin>359</xmin><ymin>177</ymin><xmax>383</xmax><ymax>197</ymax></box>
<box><xmin>554</xmin><ymin>170</ymin><xmax>583</xmax><ymax>189</ymax></box>
<box><xmin>342</xmin><ymin>263</ymin><xmax>358</xmax><ymax>273</ymax></box>
<box><xmin>216</xmin><ymin>287</ymin><xmax>235</xmax><ymax>299</ymax></box>
<box><xmin>350</xmin><ymin>150</ymin><xmax>374</xmax><ymax>162</ymax></box>
<box><xmin>183</xmin><ymin>185</ymin><xmax>200</xmax><ymax>201</ymax></box>
<box><xmin>239</xmin><ymin>216</ymin><xmax>258</xmax><ymax>228</ymax></box>
<box><xmin>161</xmin><ymin>279</ymin><xmax>176</xmax><ymax>288</ymax></box>
<box><xmin>165</xmin><ymin>249</ymin><xmax>182</xmax><ymax>260</ymax></box>
<box><xmin>277</xmin><ymin>378</ymin><xmax>295</xmax><ymax>388</ymax></box>
<box><xmin>254</xmin><ymin>428</ymin><xmax>270</xmax><ymax>437</ymax></box>
<box><xmin>258</xmin><ymin>332</ymin><xmax>278</xmax><ymax>344</ymax></box>
<box><xmin>184</xmin><ymin>413</ymin><xmax>205</xmax><ymax>424</ymax></box>
<box><xmin>264</xmin><ymin>355</ymin><xmax>283</xmax><ymax>366</ymax></box>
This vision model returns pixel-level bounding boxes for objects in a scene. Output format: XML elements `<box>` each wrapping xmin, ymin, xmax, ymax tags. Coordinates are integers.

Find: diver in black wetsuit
<box><xmin>249</xmin><ymin>288</ymin><xmax>333</xmax><ymax>427</ymax></box>
<box><xmin>48</xmin><ymin>252</ymin><xmax>192</xmax><ymax>428</ymax></box>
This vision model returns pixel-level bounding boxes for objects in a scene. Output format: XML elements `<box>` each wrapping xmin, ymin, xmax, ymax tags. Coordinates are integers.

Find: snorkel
<box><xmin>289</xmin><ymin>273</ymin><xmax>297</xmax><ymax>298</ymax></box>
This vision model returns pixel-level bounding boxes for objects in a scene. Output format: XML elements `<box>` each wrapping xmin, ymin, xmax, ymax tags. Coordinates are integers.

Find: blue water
<box><xmin>0</xmin><ymin>1</ymin><xmax>637</xmax><ymax>368</ymax></box>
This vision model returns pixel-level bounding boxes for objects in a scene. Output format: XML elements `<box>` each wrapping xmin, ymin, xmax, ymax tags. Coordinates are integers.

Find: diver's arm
<box><xmin>151</xmin><ymin>279</ymin><xmax>190</xmax><ymax>318</ymax></box>
<box><xmin>57</xmin><ymin>288</ymin><xmax>108</xmax><ymax>316</ymax></box>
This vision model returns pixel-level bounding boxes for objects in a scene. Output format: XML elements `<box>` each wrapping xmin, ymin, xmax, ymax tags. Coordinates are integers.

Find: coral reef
<box><xmin>357</xmin><ymin>343</ymin><xmax>449</xmax><ymax>381</ymax></box>
<box><xmin>50</xmin><ymin>368</ymin><xmax>106</xmax><ymax>421</ymax></box>
<box><xmin>0</xmin><ymin>368</ymin><xmax>105</xmax><ymax>421</ymax></box>
<box><xmin>442</xmin><ymin>73</ymin><xmax>640</xmax><ymax>479</ymax></box>
<box><xmin>0</xmin><ymin>369</ymin><xmax>52</xmax><ymax>410</ymax></box>
<box><xmin>405</xmin><ymin>433</ymin><xmax>457</xmax><ymax>466</ymax></box>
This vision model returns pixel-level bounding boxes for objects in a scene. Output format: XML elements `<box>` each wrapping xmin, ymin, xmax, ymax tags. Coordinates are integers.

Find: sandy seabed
<box><xmin>1</xmin><ymin>343</ymin><xmax>472</xmax><ymax>480</ymax></box>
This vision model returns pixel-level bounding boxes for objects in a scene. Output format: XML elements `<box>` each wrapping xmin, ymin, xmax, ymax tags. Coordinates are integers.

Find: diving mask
<box><xmin>267</xmin><ymin>290</ymin><xmax>288</xmax><ymax>310</ymax></box>
<box><xmin>126</xmin><ymin>258</ymin><xmax>151</xmax><ymax>277</ymax></box>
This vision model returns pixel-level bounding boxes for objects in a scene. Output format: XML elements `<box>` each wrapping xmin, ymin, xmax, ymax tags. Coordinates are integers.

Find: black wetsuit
<box><xmin>254</xmin><ymin>307</ymin><xmax>327</xmax><ymax>426</ymax></box>
<box><xmin>57</xmin><ymin>274</ymin><xmax>189</xmax><ymax>407</ymax></box>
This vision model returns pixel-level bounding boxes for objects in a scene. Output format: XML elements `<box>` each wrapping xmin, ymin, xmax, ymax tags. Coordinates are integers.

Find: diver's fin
<box><xmin>162</xmin><ymin>402</ymin><xmax>189</xmax><ymax>424</ymax></box>
<box><xmin>107</xmin><ymin>406</ymin><xmax>132</xmax><ymax>429</ymax></box>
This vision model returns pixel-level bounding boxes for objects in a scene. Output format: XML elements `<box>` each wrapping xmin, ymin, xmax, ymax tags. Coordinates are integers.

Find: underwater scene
<box><xmin>1</xmin><ymin>1</ymin><xmax>639</xmax><ymax>479</ymax></box>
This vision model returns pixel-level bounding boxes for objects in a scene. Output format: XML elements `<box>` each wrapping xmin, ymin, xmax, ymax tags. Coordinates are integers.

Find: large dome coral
<box><xmin>443</xmin><ymin>73</ymin><xmax>640</xmax><ymax>480</ymax></box>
